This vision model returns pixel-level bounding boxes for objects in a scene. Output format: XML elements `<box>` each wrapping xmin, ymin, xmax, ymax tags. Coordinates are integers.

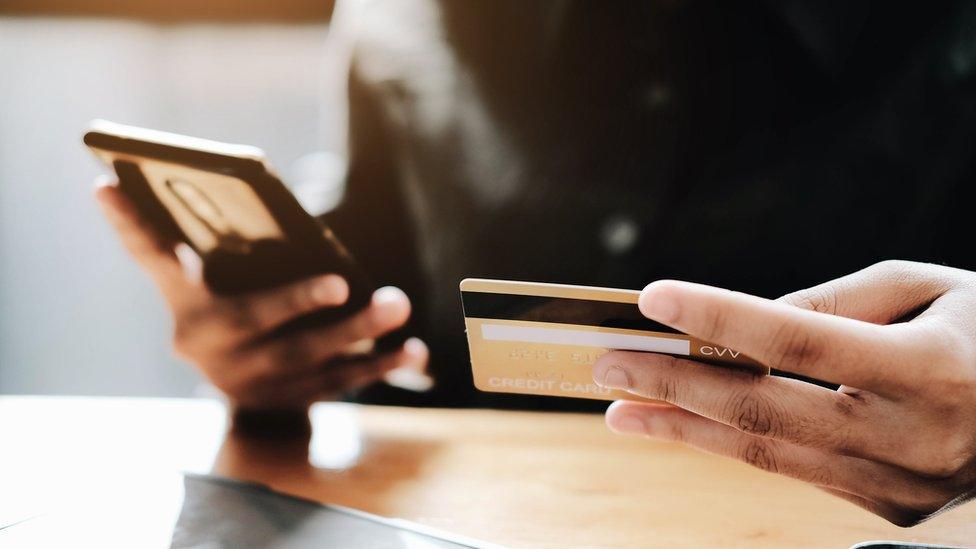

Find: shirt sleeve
<box><xmin>318</xmin><ymin>0</ymin><xmax>424</xmax><ymax>297</ymax></box>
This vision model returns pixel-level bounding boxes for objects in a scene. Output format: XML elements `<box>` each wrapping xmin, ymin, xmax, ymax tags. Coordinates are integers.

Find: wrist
<box><xmin>228</xmin><ymin>404</ymin><xmax>311</xmax><ymax>438</ymax></box>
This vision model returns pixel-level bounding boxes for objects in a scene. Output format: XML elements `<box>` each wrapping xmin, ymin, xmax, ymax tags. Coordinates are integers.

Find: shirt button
<box><xmin>642</xmin><ymin>82</ymin><xmax>672</xmax><ymax>111</ymax></box>
<box><xmin>601</xmin><ymin>215</ymin><xmax>641</xmax><ymax>255</ymax></box>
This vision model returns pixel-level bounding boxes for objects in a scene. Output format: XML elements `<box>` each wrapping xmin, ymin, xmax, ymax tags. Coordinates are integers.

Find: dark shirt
<box><xmin>323</xmin><ymin>0</ymin><xmax>976</xmax><ymax>409</ymax></box>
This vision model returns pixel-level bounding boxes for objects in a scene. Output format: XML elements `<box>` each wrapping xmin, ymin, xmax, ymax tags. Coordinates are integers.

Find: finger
<box><xmin>181</xmin><ymin>274</ymin><xmax>350</xmax><ymax>350</ymax></box>
<box><xmin>605</xmin><ymin>401</ymin><xmax>949</xmax><ymax>519</ymax></box>
<box><xmin>593</xmin><ymin>351</ymin><xmax>863</xmax><ymax>452</ymax></box>
<box><xmin>220</xmin><ymin>274</ymin><xmax>349</xmax><ymax>337</ymax></box>
<box><xmin>243</xmin><ymin>286</ymin><xmax>410</xmax><ymax>377</ymax></box>
<box><xmin>320</xmin><ymin>337</ymin><xmax>429</xmax><ymax>397</ymax></box>
<box><xmin>228</xmin><ymin>340</ymin><xmax>424</xmax><ymax>407</ymax></box>
<box><xmin>312</xmin><ymin>286</ymin><xmax>411</xmax><ymax>352</ymax></box>
<box><xmin>778</xmin><ymin>260</ymin><xmax>954</xmax><ymax>324</ymax></box>
<box><xmin>637</xmin><ymin>280</ymin><xmax>927</xmax><ymax>391</ymax></box>
<box><xmin>93</xmin><ymin>177</ymin><xmax>184</xmax><ymax>292</ymax></box>
<box><xmin>383</xmin><ymin>337</ymin><xmax>435</xmax><ymax>392</ymax></box>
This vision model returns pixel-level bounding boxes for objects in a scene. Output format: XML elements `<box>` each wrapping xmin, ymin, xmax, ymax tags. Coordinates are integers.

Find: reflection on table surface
<box><xmin>0</xmin><ymin>396</ymin><xmax>974</xmax><ymax>547</ymax></box>
<box><xmin>0</xmin><ymin>473</ymin><xmax>487</xmax><ymax>548</ymax></box>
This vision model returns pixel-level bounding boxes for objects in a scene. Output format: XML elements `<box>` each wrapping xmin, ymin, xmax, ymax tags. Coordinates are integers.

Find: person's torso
<box><xmin>347</xmin><ymin>0</ymin><xmax>976</xmax><ymax>408</ymax></box>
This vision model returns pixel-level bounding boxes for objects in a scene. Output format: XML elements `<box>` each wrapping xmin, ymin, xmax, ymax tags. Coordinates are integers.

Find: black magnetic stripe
<box><xmin>460</xmin><ymin>291</ymin><xmax>677</xmax><ymax>333</ymax></box>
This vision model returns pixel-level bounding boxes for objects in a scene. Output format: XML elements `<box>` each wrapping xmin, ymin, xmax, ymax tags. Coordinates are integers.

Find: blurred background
<box><xmin>0</xmin><ymin>1</ymin><xmax>339</xmax><ymax>397</ymax></box>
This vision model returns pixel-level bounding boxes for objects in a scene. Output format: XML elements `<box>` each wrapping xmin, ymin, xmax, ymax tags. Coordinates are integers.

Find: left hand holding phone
<box><xmin>94</xmin><ymin>176</ymin><xmax>432</xmax><ymax>412</ymax></box>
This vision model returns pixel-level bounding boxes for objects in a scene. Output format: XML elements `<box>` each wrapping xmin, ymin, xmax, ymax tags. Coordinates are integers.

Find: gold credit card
<box><xmin>460</xmin><ymin>279</ymin><xmax>768</xmax><ymax>401</ymax></box>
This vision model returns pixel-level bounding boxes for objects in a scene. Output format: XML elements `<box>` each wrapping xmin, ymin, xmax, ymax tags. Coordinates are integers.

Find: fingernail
<box><xmin>385</xmin><ymin>368</ymin><xmax>435</xmax><ymax>392</ymax></box>
<box><xmin>373</xmin><ymin>286</ymin><xmax>406</xmax><ymax>305</ymax></box>
<box><xmin>610</xmin><ymin>414</ymin><xmax>646</xmax><ymax>435</ymax></box>
<box><xmin>403</xmin><ymin>337</ymin><xmax>427</xmax><ymax>358</ymax></box>
<box><xmin>93</xmin><ymin>174</ymin><xmax>117</xmax><ymax>189</ymax></box>
<box><xmin>174</xmin><ymin>243</ymin><xmax>203</xmax><ymax>282</ymax></box>
<box><xmin>639</xmin><ymin>283</ymin><xmax>679</xmax><ymax>323</ymax></box>
<box><xmin>313</xmin><ymin>275</ymin><xmax>348</xmax><ymax>304</ymax></box>
<box><xmin>597</xmin><ymin>364</ymin><xmax>632</xmax><ymax>390</ymax></box>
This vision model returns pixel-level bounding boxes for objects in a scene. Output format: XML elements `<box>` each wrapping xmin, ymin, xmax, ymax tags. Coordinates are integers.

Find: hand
<box><xmin>94</xmin><ymin>177</ymin><xmax>431</xmax><ymax>411</ymax></box>
<box><xmin>593</xmin><ymin>260</ymin><xmax>976</xmax><ymax>526</ymax></box>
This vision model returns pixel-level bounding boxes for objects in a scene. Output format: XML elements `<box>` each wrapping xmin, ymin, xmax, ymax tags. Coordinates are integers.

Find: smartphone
<box><xmin>84</xmin><ymin>119</ymin><xmax>373</xmax><ymax>326</ymax></box>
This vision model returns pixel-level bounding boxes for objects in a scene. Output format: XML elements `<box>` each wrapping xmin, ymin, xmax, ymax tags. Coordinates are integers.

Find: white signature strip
<box><xmin>481</xmin><ymin>323</ymin><xmax>690</xmax><ymax>355</ymax></box>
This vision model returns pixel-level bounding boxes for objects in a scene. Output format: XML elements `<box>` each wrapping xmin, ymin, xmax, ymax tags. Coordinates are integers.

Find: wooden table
<box><xmin>1</xmin><ymin>396</ymin><xmax>973</xmax><ymax>547</ymax></box>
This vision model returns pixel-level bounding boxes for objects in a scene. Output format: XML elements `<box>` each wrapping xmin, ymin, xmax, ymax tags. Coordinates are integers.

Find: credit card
<box><xmin>460</xmin><ymin>279</ymin><xmax>767</xmax><ymax>401</ymax></box>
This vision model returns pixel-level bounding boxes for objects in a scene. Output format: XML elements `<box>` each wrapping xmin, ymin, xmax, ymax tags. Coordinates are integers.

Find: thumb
<box><xmin>94</xmin><ymin>176</ymin><xmax>187</xmax><ymax>299</ymax></box>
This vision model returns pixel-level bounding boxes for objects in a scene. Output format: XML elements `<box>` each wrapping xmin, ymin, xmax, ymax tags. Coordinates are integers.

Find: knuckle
<box><xmin>219</xmin><ymin>299</ymin><xmax>260</xmax><ymax>332</ymax></box>
<box><xmin>699</xmin><ymin>304</ymin><xmax>731</xmax><ymax>344</ymax></box>
<box><xmin>823</xmin><ymin>393</ymin><xmax>869</xmax><ymax>450</ymax></box>
<box><xmin>632</xmin><ymin>354</ymin><xmax>679</xmax><ymax>401</ymax></box>
<box><xmin>832</xmin><ymin>393</ymin><xmax>860</xmax><ymax>419</ymax></box>
<box><xmin>789</xmin><ymin>287</ymin><xmax>837</xmax><ymax>315</ymax></box>
<box><xmin>872</xmin><ymin>259</ymin><xmax>915</xmax><ymax>278</ymax></box>
<box><xmin>652</xmin><ymin>371</ymin><xmax>680</xmax><ymax>404</ymax></box>
<box><xmin>289</xmin><ymin>282</ymin><xmax>316</xmax><ymax>313</ymax></box>
<box><xmin>725</xmin><ymin>389</ymin><xmax>786</xmax><ymax>438</ymax></box>
<box><xmin>738</xmin><ymin>440</ymin><xmax>779</xmax><ymax>473</ymax></box>
<box><xmin>805</xmin><ymin>464</ymin><xmax>834</xmax><ymax>487</ymax></box>
<box><xmin>872</xmin><ymin>260</ymin><xmax>947</xmax><ymax>300</ymax></box>
<box><xmin>764</xmin><ymin>320</ymin><xmax>823</xmax><ymax>372</ymax></box>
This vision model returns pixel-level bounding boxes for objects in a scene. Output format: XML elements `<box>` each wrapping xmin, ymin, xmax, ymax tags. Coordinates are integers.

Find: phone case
<box><xmin>84</xmin><ymin>120</ymin><xmax>375</xmax><ymax>330</ymax></box>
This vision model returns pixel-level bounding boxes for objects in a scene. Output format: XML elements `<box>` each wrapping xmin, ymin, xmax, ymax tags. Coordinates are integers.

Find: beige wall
<box><xmin>0</xmin><ymin>0</ymin><xmax>333</xmax><ymax>22</ymax></box>
<box><xmin>0</xmin><ymin>17</ymin><xmax>334</xmax><ymax>396</ymax></box>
